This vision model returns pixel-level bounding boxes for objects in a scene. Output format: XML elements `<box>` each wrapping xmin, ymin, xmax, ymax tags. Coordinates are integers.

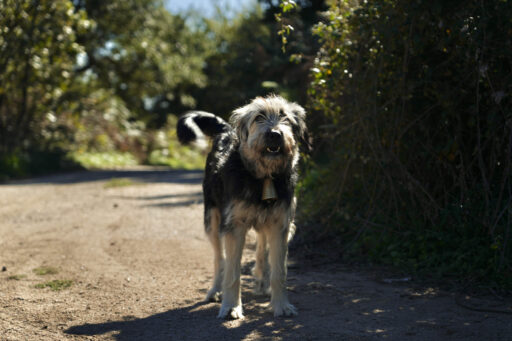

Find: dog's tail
<box><xmin>177</xmin><ymin>111</ymin><xmax>231</xmax><ymax>149</ymax></box>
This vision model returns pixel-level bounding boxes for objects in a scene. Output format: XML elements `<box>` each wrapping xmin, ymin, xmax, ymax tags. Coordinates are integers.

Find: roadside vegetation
<box><xmin>298</xmin><ymin>0</ymin><xmax>511</xmax><ymax>290</ymax></box>
<box><xmin>1</xmin><ymin>0</ymin><xmax>510</xmax><ymax>290</ymax></box>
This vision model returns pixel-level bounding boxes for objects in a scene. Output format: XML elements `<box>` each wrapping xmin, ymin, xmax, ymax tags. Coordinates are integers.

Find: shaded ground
<box><xmin>0</xmin><ymin>167</ymin><xmax>510</xmax><ymax>340</ymax></box>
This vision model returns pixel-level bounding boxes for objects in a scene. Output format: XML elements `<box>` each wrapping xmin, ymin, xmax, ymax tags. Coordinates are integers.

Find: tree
<box><xmin>0</xmin><ymin>0</ymin><xmax>89</xmax><ymax>154</ymax></box>
<box><xmin>191</xmin><ymin>1</ymin><xmax>327</xmax><ymax>117</ymax></box>
<box><xmin>0</xmin><ymin>0</ymin><xmax>213</xmax><ymax>166</ymax></box>
<box><xmin>72</xmin><ymin>0</ymin><xmax>211</xmax><ymax>128</ymax></box>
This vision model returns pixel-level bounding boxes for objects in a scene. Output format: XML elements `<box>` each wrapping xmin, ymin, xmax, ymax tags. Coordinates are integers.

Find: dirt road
<box><xmin>1</xmin><ymin>167</ymin><xmax>510</xmax><ymax>340</ymax></box>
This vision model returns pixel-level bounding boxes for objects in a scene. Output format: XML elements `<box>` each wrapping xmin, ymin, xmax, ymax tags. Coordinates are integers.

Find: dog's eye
<box><xmin>278</xmin><ymin>109</ymin><xmax>289</xmax><ymax>121</ymax></box>
<box><xmin>278</xmin><ymin>110</ymin><xmax>289</xmax><ymax>122</ymax></box>
<box><xmin>255</xmin><ymin>114</ymin><xmax>265</xmax><ymax>123</ymax></box>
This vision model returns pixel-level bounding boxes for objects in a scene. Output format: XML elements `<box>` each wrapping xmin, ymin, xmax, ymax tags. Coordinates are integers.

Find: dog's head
<box><xmin>230</xmin><ymin>95</ymin><xmax>308</xmax><ymax>178</ymax></box>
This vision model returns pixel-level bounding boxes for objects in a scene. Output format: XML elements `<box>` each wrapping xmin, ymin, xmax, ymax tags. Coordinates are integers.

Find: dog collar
<box><xmin>262</xmin><ymin>178</ymin><xmax>278</xmax><ymax>201</ymax></box>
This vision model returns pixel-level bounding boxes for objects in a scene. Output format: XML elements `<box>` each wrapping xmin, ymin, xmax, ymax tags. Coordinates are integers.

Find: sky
<box><xmin>165</xmin><ymin>0</ymin><xmax>256</xmax><ymax>17</ymax></box>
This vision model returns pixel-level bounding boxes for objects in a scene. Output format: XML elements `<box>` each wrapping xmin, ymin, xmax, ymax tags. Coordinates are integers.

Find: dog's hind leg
<box><xmin>253</xmin><ymin>231</ymin><xmax>270</xmax><ymax>295</ymax></box>
<box><xmin>218</xmin><ymin>227</ymin><xmax>247</xmax><ymax>319</ymax></box>
<box><xmin>205</xmin><ymin>207</ymin><xmax>223</xmax><ymax>302</ymax></box>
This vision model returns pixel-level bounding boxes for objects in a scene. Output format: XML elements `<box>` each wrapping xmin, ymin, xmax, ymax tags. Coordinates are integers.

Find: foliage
<box><xmin>193</xmin><ymin>1</ymin><xmax>327</xmax><ymax>117</ymax></box>
<box><xmin>192</xmin><ymin>5</ymin><xmax>280</xmax><ymax>117</ymax></box>
<box><xmin>275</xmin><ymin>0</ymin><xmax>299</xmax><ymax>52</ymax></box>
<box><xmin>71</xmin><ymin>151</ymin><xmax>138</xmax><ymax>169</ymax></box>
<box><xmin>0</xmin><ymin>149</ymin><xmax>82</xmax><ymax>182</ymax></box>
<box><xmin>271</xmin><ymin>0</ymin><xmax>328</xmax><ymax>56</ymax></box>
<box><xmin>73</xmin><ymin>0</ymin><xmax>212</xmax><ymax>128</ymax></box>
<box><xmin>0</xmin><ymin>0</ymin><xmax>213</xmax><ymax>179</ymax></box>
<box><xmin>303</xmin><ymin>0</ymin><xmax>512</xmax><ymax>288</ymax></box>
<box><xmin>0</xmin><ymin>0</ymin><xmax>89</xmax><ymax>154</ymax></box>
<box><xmin>66</xmin><ymin>87</ymin><xmax>152</xmax><ymax>162</ymax></box>
<box><xmin>146</xmin><ymin>115</ymin><xmax>207</xmax><ymax>170</ymax></box>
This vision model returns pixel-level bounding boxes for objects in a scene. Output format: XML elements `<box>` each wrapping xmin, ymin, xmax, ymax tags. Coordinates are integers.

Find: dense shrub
<box><xmin>304</xmin><ymin>0</ymin><xmax>511</xmax><ymax>287</ymax></box>
<box><xmin>0</xmin><ymin>149</ymin><xmax>83</xmax><ymax>181</ymax></box>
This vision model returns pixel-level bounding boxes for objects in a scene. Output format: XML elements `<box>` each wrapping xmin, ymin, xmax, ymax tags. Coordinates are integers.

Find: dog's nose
<box><xmin>266</xmin><ymin>130</ymin><xmax>283</xmax><ymax>145</ymax></box>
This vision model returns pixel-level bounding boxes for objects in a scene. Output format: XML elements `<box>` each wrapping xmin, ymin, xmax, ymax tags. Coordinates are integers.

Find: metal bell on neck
<box><xmin>262</xmin><ymin>178</ymin><xmax>278</xmax><ymax>201</ymax></box>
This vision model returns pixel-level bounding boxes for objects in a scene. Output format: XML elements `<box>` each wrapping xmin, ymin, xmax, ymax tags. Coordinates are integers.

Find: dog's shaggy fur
<box><xmin>177</xmin><ymin>95</ymin><xmax>308</xmax><ymax>319</ymax></box>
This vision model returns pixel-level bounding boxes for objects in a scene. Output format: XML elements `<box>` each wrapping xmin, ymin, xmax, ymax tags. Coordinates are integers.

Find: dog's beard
<box><xmin>240</xmin><ymin>124</ymin><xmax>297</xmax><ymax>178</ymax></box>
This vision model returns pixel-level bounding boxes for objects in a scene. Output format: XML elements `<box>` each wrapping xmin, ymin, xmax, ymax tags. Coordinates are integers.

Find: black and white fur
<box><xmin>177</xmin><ymin>95</ymin><xmax>308</xmax><ymax>319</ymax></box>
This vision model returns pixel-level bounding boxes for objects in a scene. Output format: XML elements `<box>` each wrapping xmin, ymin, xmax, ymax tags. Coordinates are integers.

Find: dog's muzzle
<box><xmin>264</xmin><ymin>130</ymin><xmax>283</xmax><ymax>155</ymax></box>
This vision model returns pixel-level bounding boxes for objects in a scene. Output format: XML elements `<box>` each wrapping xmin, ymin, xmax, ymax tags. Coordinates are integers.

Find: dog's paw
<box><xmin>271</xmin><ymin>301</ymin><xmax>298</xmax><ymax>317</ymax></box>
<box><xmin>205</xmin><ymin>289</ymin><xmax>222</xmax><ymax>302</ymax></box>
<box><xmin>217</xmin><ymin>304</ymin><xmax>244</xmax><ymax>320</ymax></box>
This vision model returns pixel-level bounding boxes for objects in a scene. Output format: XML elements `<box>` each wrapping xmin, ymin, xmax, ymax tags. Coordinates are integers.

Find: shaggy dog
<box><xmin>177</xmin><ymin>95</ymin><xmax>308</xmax><ymax>319</ymax></box>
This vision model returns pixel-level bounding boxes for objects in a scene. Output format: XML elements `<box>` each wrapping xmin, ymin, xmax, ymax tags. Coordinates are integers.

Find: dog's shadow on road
<box><xmin>65</xmin><ymin>297</ymin><xmax>300</xmax><ymax>341</ymax></box>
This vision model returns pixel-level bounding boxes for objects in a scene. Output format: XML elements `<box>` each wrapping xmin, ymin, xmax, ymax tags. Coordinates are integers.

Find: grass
<box><xmin>148</xmin><ymin>148</ymin><xmax>206</xmax><ymax>170</ymax></box>
<box><xmin>71</xmin><ymin>147</ymin><xmax>205</xmax><ymax>171</ymax></box>
<box><xmin>7</xmin><ymin>274</ymin><xmax>27</xmax><ymax>280</ymax></box>
<box><xmin>103</xmin><ymin>177</ymin><xmax>141</xmax><ymax>188</ymax></box>
<box><xmin>70</xmin><ymin>151</ymin><xmax>138</xmax><ymax>169</ymax></box>
<box><xmin>32</xmin><ymin>265</ymin><xmax>73</xmax><ymax>291</ymax></box>
<box><xmin>147</xmin><ymin>127</ymin><xmax>207</xmax><ymax>170</ymax></box>
<box><xmin>35</xmin><ymin>279</ymin><xmax>73</xmax><ymax>291</ymax></box>
<box><xmin>33</xmin><ymin>266</ymin><xmax>59</xmax><ymax>276</ymax></box>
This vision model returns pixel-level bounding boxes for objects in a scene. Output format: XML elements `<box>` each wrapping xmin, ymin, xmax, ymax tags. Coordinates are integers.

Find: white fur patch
<box><xmin>182</xmin><ymin>114</ymin><xmax>208</xmax><ymax>149</ymax></box>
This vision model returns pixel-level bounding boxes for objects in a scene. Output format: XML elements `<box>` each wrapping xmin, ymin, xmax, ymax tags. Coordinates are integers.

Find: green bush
<box><xmin>304</xmin><ymin>0</ymin><xmax>512</xmax><ymax>288</ymax></box>
<box><xmin>0</xmin><ymin>149</ymin><xmax>83</xmax><ymax>181</ymax></box>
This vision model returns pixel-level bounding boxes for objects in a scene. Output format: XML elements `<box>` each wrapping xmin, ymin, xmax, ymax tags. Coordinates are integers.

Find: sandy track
<box><xmin>0</xmin><ymin>167</ymin><xmax>510</xmax><ymax>340</ymax></box>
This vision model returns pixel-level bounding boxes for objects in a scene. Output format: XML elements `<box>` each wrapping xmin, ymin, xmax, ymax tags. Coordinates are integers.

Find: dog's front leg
<box><xmin>253</xmin><ymin>231</ymin><xmax>270</xmax><ymax>295</ymax></box>
<box><xmin>218</xmin><ymin>227</ymin><xmax>246</xmax><ymax>319</ymax></box>
<box><xmin>268</xmin><ymin>223</ymin><xmax>298</xmax><ymax>317</ymax></box>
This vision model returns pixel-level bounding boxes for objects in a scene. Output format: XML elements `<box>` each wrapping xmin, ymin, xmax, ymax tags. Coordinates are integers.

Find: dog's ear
<box><xmin>230</xmin><ymin>106</ymin><xmax>250</xmax><ymax>141</ymax></box>
<box><xmin>290</xmin><ymin>103</ymin><xmax>312</xmax><ymax>153</ymax></box>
